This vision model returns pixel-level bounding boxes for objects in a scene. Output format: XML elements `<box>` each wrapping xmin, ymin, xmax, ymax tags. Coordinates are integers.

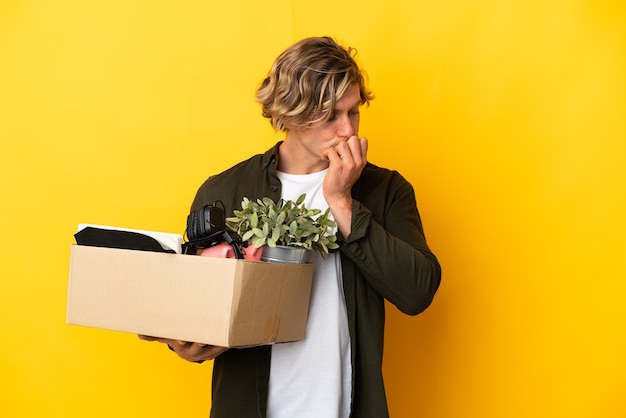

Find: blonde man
<box><xmin>144</xmin><ymin>37</ymin><xmax>441</xmax><ymax>418</ymax></box>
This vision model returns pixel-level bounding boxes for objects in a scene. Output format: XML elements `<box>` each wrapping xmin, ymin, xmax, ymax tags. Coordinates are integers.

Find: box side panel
<box><xmin>228</xmin><ymin>261</ymin><xmax>314</xmax><ymax>347</ymax></box>
<box><xmin>66</xmin><ymin>245</ymin><xmax>239</xmax><ymax>346</ymax></box>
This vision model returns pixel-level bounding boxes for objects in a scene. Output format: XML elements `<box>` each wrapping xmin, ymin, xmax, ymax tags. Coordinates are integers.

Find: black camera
<box><xmin>182</xmin><ymin>201</ymin><xmax>244</xmax><ymax>259</ymax></box>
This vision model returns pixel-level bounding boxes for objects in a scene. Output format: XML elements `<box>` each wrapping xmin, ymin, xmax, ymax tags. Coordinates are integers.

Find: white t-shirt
<box><xmin>266</xmin><ymin>169</ymin><xmax>352</xmax><ymax>418</ymax></box>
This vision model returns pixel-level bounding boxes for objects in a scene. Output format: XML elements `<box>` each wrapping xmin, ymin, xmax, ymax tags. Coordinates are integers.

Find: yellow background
<box><xmin>1</xmin><ymin>1</ymin><xmax>625</xmax><ymax>417</ymax></box>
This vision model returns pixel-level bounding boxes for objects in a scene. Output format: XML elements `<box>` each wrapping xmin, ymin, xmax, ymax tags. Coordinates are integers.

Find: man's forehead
<box><xmin>335</xmin><ymin>86</ymin><xmax>361</xmax><ymax>110</ymax></box>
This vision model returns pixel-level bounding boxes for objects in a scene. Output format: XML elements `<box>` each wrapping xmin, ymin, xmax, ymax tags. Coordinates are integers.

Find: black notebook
<box><xmin>74</xmin><ymin>224</ymin><xmax>182</xmax><ymax>254</ymax></box>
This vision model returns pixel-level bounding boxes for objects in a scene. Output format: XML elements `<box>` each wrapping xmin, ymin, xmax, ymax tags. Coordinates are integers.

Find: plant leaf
<box><xmin>271</xmin><ymin>226</ymin><xmax>281</xmax><ymax>242</ymax></box>
<box><xmin>242</xmin><ymin>230</ymin><xmax>255</xmax><ymax>241</ymax></box>
<box><xmin>276</xmin><ymin>211</ymin><xmax>286</xmax><ymax>226</ymax></box>
<box><xmin>295</xmin><ymin>193</ymin><xmax>306</xmax><ymax>205</ymax></box>
<box><xmin>250</xmin><ymin>212</ymin><xmax>258</xmax><ymax>228</ymax></box>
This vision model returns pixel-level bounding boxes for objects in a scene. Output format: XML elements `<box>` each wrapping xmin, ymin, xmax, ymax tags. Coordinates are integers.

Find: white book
<box><xmin>76</xmin><ymin>224</ymin><xmax>183</xmax><ymax>254</ymax></box>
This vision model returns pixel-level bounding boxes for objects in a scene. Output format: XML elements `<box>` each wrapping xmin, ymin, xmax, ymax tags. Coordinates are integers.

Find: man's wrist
<box><xmin>329</xmin><ymin>196</ymin><xmax>353</xmax><ymax>238</ymax></box>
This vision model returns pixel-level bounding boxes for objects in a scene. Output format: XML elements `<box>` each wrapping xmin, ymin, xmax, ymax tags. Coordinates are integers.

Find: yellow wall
<box><xmin>1</xmin><ymin>1</ymin><xmax>625</xmax><ymax>417</ymax></box>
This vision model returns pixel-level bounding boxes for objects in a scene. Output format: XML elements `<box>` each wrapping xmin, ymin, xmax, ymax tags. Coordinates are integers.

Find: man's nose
<box><xmin>337</xmin><ymin>114</ymin><xmax>356</xmax><ymax>138</ymax></box>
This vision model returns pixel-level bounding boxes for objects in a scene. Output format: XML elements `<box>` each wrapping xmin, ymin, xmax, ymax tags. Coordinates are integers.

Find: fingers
<box><xmin>138</xmin><ymin>335</ymin><xmax>228</xmax><ymax>362</ymax></box>
<box><xmin>324</xmin><ymin>136</ymin><xmax>368</xmax><ymax>186</ymax></box>
<box><xmin>330</xmin><ymin>136</ymin><xmax>367</xmax><ymax>164</ymax></box>
<box><xmin>170</xmin><ymin>340</ymin><xmax>228</xmax><ymax>362</ymax></box>
<box><xmin>179</xmin><ymin>343</ymin><xmax>227</xmax><ymax>362</ymax></box>
<box><xmin>138</xmin><ymin>334</ymin><xmax>158</xmax><ymax>341</ymax></box>
<box><xmin>138</xmin><ymin>335</ymin><xmax>170</xmax><ymax>343</ymax></box>
<box><xmin>203</xmin><ymin>345</ymin><xmax>229</xmax><ymax>359</ymax></box>
<box><xmin>358</xmin><ymin>136</ymin><xmax>368</xmax><ymax>160</ymax></box>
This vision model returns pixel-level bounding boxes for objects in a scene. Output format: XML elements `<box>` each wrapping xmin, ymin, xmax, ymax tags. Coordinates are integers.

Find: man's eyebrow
<box><xmin>336</xmin><ymin>101</ymin><xmax>361</xmax><ymax>112</ymax></box>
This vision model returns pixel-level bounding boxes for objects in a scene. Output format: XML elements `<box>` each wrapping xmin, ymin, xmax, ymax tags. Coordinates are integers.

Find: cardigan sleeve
<box><xmin>339</xmin><ymin>170</ymin><xmax>441</xmax><ymax>315</ymax></box>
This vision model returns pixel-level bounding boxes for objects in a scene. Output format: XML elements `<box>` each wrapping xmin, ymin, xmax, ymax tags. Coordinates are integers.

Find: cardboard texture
<box><xmin>66</xmin><ymin>245</ymin><xmax>314</xmax><ymax>347</ymax></box>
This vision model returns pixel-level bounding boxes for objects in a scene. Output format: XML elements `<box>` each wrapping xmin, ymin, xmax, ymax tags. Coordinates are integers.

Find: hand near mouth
<box><xmin>322</xmin><ymin>135</ymin><xmax>368</xmax><ymax>238</ymax></box>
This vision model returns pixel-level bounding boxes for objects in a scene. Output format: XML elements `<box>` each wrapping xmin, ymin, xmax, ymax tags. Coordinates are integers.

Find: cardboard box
<box><xmin>66</xmin><ymin>245</ymin><xmax>314</xmax><ymax>347</ymax></box>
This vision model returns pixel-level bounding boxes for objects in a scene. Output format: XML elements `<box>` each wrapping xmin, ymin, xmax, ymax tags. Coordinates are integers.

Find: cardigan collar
<box><xmin>261</xmin><ymin>141</ymin><xmax>283</xmax><ymax>170</ymax></box>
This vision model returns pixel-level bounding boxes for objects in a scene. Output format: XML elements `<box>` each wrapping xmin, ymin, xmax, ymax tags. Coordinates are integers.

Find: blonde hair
<box><xmin>255</xmin><ymin>37</ymin><xmax>374</xmax><ymax>131</ymax></box>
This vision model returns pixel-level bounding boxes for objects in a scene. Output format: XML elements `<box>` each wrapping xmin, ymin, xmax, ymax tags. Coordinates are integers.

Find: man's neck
<box><xmin>277</xmin><ymin>140</ymin><xmax>329</xmax><ymax>174</ymax></box>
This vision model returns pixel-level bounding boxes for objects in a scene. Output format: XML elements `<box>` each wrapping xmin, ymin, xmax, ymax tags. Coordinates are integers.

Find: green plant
<box><xmin>226</xmin><ymin>193</ymin><xmax>340</xmax><ymax>257</ymax></box>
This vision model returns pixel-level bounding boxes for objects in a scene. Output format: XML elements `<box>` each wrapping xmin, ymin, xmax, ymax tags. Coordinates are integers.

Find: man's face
<box><xmin>285</xmin><ymin>83</ymin><xmax>362</xmax><ymax>165</ymax></box>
